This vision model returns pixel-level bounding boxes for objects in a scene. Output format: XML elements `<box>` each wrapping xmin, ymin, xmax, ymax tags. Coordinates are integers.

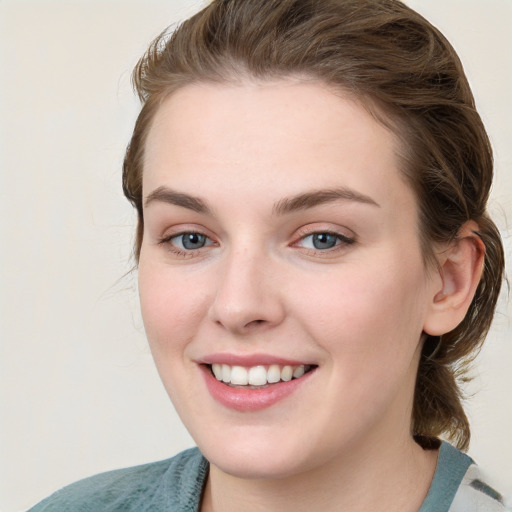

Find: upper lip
<box><xmin>197</xmin><ymin>353</ymin><xmax>314</xmax><ymax>367</ymax></box>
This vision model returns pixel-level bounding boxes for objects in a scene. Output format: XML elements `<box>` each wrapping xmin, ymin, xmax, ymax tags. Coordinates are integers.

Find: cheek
<box><xmin>292</xmin><ymin>256</ymin><xmax>429</xmax><ymax>360</ymax></box>
<box><xmin>137</xmin><ymin>260</ymin><xmax>210</xmax><ymax>355</ymax></box>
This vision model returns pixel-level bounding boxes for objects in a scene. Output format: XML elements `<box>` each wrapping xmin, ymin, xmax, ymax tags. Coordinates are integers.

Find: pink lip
<box><xmin>199</xmin><ymin>353</ymin><xmax>309</xmax><ymax>367</ymax></box>
<box><xmin>199</xmin><ymin>363</ymin><xmax>316</xmax><ymax>412</ymax></box>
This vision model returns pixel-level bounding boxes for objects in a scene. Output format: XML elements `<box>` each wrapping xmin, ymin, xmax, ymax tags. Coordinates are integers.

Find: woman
<box><xmin>29</xmin><ymin>0</ymin><xmax>507</xmax><ymax>510</ymax></box>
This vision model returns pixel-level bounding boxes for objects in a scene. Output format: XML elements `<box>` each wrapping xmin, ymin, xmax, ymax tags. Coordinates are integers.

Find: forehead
<box><xmin>143</xmin><ymin>80</ymin><xmax>415</xmax><ymax>215</ymax></box>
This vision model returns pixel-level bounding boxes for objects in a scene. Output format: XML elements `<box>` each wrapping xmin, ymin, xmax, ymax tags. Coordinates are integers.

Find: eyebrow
<box><xmin>143</xmin><ymin>186</ymin><xmax>380</xmax><ymax>215</ymax></box>
<box><xmin>144</xmin><ymin>186</ymin><xmax>211</xmax><ymax>214</ymax></box>
<box><xmin>273</xmin><ymin>187</ymin><xmax>380</xmax><ymax>215</ymax></box>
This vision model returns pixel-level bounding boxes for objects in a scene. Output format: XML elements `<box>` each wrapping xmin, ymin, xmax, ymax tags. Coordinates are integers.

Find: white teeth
<box><xmin>211</xmin><ymin>363</ymin><xmax>310</xmax><ymax>386</ymax></box>
<box><xmin>212</xmin><ymin>363</ymin><xmax>222</xmax><ymax>380</ymax></box>
<box><xmin>248</xmin><ymin>366</ymin><xmax>267</xmax><ymax>386</ymax></box>
<box><xmin>267</xmin><ymin>365</ymin><xmax>281</xmax><ymax>383</ymax></box>
<box><xmin>281</xmin><ymin>365</ymin><xmax>293</xmax><ymax>382</ymax></box>
<box><xmin>293</xmin><ymin>365</ymin><xmax>305</xmax><ymax>378</ymax></box>
<box><xmin>230</xmin><ymin>366</ymin><xmax>249</xmax><ymax>385</ymax></box>
<box><xmin>221</xmin><ymin>364</ymin><xmax>231</xmax><ymax>383</ymax></box>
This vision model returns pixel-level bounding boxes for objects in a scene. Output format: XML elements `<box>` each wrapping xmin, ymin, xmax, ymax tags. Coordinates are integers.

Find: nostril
<box><xmin>248</xmin><ymin>319</ymin><xmax>266</xmax><ymax>327</ymax></box>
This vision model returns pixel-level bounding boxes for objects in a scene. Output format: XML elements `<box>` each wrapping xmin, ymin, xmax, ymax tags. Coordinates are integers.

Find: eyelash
<box><xmin>158</xmin><ymin>229</ymin><xmax>355</xmax><ymax>258</ymax></box>
<box><xmin>158</xmin><ymin>231</ymin><xmax>216</xmax><ymax>258</ymax></box>
<box><xmin>292</xmin><ymin>230</ymin><xmax>355</xmax><ymax>255</ymax></box>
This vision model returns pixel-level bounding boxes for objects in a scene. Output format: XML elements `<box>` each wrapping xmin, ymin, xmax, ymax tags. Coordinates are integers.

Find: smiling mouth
<box><xmin>207</xmin><ymin>363</ymin><xmax>316</xmax><ymax>388</ymax></box>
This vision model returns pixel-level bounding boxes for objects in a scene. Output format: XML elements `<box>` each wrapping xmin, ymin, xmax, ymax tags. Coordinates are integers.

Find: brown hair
<box><xmin>122</xmin><ymin>0</ymin><xmax>505</xmax><ymax>450</ymax></box>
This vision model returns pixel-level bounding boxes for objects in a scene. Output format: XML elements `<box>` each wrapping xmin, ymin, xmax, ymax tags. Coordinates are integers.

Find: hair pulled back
<box><xmin>123</xmin><ymin>0</ymin><xmax>505</xmax><ymax>450</ymax></box>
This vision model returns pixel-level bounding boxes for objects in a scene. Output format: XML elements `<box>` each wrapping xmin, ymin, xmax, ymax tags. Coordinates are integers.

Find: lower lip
<box><xmin>201</xmin><ymin>366</ymin><xmax>315</xmax><ymax>412</ymax></box>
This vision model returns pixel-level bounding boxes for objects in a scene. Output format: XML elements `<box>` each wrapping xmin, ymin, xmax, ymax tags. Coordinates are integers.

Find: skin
<box><xmin>138</xmin><ymin>79</ymin><xmax>453</xmax><ymax>511</ymax></box>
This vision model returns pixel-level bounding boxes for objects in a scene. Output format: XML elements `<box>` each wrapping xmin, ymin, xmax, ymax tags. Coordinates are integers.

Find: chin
<box><xmin>208</xmin><ymin>449</ymin><xmax>306</xmax><ymax>480</ymax></box>
<box><xmin>196</xmin><ymin>429</ymin><xmax>325</xmax><ymax>480</ymax></box>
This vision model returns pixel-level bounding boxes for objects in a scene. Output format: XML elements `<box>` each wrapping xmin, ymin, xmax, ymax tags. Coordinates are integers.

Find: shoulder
<box><xmin>450</xmin><ymin>463</ymin><xmax>508</xmax><ymax>512</ymax></box>
<box><xmin>27</xmin><ymin>447</ymin><xmax>208</xmax><ymax>512</ymax></box>
<box><xmin>420</xmin><ymin>441</ymin><xmax>507</xmax><ymax>512</ymax></box>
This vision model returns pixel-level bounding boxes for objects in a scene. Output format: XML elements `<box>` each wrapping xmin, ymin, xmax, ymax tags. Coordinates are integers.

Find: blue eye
<box><xmin>179</xmin><ymin>233</ymin><xmax>207</xmax><ymax>250</ymax></box>
<box><xmin>298</xmin><ymin>232</ymin><xmax>354</xmax><ymax>251</ymax></box>
<box><xmin>160</xmin><ymin>232</ymin><xmax>214</xmax><ymax>253</ymax></box>
<box><xmin>310</xmin><ymin>233</ymin><xmax>339</xmax><ymax>250</ymax></box>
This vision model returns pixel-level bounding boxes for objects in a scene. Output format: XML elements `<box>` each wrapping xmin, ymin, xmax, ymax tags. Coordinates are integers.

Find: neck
<box><xmin>201</xmin><ymin>433</ymin><xmax>438</xmax><ymax>512</ymax></box>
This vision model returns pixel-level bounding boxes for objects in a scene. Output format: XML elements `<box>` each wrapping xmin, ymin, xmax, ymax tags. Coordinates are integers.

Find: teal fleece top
<box><xmin>28</xmin><ymin>441</ymin><xmax>506</xmax><ymax>511</ymax></box>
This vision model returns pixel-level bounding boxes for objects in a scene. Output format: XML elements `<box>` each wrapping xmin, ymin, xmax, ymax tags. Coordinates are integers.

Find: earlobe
<box><xmin>423</xmin><ymin>221</ymin><xmax>485</xmax><ymax>336</ymax></box>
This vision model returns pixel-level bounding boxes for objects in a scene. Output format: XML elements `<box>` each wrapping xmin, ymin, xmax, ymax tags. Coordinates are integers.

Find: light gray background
<box><xmin>0</xmin><ymin>1</ymin><xmax>510</xmax><ymax>511</ymax></box>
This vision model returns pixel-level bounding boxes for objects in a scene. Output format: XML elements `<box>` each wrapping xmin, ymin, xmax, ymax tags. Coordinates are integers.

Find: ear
<box><xmin>423</xmin><ymin>221</ymin><xmax>485</xmax><ymax>336</ymax></box>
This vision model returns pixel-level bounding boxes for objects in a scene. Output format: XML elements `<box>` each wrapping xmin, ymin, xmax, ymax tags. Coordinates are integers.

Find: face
<box><xmin>138</xmin><ymin>80</ymin><xmax>438</xmax><ymax>479</ymax></box>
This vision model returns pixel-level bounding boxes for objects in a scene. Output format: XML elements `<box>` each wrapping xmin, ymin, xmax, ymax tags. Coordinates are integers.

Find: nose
<box><xmin>208</xmin><ymin>245</ymin><xmax>286</xmax><ymax>335</ymax></box>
